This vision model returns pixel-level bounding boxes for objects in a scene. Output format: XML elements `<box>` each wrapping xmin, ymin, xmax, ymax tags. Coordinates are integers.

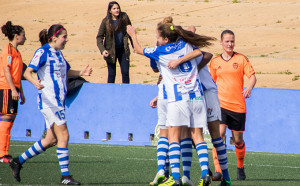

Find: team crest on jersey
<box><xmin>7</xmin><ymin>56</ymin><xmax>12</xmax><ymax>65</ymax></box>
<box><xmin>218</xmin><ymin>66</ymin><xmax>222</xmax><ymax>69</ymax></box>
<box><xmin>144</xmin><ymin>47</ymin><xmax>157</xmax><ymax>54</ymax></box>
<box><xmin>233</xmin><ymin>63</ymin><xmax>238</xmax><ymax>69</ymax></box>
<box><xmin>178</xmin><ymin>61</ymin><xmax>193</xmax><ymax>73</ymax></box>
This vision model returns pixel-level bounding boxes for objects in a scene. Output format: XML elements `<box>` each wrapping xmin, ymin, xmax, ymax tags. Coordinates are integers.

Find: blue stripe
<box><xmin>38</xmin><ymin>140</ymin><xmax>46</xmax><ymax>151</ymax></box>
<box><xmin>173</xmin><ymin>84</ymin><xmax>182</xmax><ymax>101</ymax></box>
<box><xmin>58</xmin><ymin>156</ymin><xmax>69</xmax><ymax>161</ymax></box>
<box><xmin>25</xmin><ymin>151</ymin><xmax>32</xmax><ymax>159</ymax></box>
<box><xmin>50</xmin><ymin>60</ymin><xmax>62</xmax><ymax>107</ymax></box>
<box><xmin>163</xmin><ymin>85</ymin><xmax>168</xmax><ymax>99</ymax></box>
<box><xmin>38</xmin><ymin>93</ymin><xmax>43</xmax><ymax>109</ymax></box>
<box><xmin>31</xmin><ymin>145</ymin><xmax>39</xmax><ymax>155</ymax></box>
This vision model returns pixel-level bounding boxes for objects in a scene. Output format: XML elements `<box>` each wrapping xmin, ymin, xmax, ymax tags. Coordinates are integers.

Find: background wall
<box><xmin>11</xmin><ymin>81</ymin><xmax>300</xmax><ymax>154</ymax></box>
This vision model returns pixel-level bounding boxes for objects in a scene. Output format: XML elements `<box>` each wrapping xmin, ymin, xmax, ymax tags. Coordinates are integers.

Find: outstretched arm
<box><xmin>126</xmin><ymin>25</ymin><xmax>144</xmax><ymax>55</ymax></box>
<box><xmin>197</xmin><ymin>51</ymin><xmax>213</xmax><ymax>71</ymax></box>
<box><xmin>67</xmin><ymin>64</ymin><xmax>93</xmax><ymax>77</ymax></box>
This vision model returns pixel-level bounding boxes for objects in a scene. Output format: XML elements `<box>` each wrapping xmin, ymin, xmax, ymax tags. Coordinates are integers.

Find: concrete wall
<box><xmin>11</xmin><ymin>81</ymin><xmax>300</xmax><ymax>154</ymax></box>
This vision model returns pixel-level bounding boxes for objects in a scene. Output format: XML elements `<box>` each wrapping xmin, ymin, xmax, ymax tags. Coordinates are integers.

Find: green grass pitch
<box><xmin>0</xmin><ymin>141</ymin><xmax>300</xmax><ymax>185</ymax></box>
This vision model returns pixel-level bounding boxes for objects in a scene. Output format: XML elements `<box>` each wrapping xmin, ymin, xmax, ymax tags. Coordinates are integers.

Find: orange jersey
<box><xmin>0</xmin><ymin>43</ymin><xmax>23</xmax><ymax>89</ymax></box>
<box><xmin>210</xmin><ymin>52</ymin><xmax>255</xmax><ymax>113</ymax></box>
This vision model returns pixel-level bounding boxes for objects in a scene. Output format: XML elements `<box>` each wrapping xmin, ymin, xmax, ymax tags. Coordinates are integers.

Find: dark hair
<box><xmin>39</xmin><ymin>24</ymin><xmax>66</xmax><ymax>46</ymax></box>
<box><xmin>157</xmin><ymin>17</ymin><xmax>216</xmax><ymax>48</ymax></box>
<box><xmin>221</xmin><ymin>30</ymin><xmax>235</xmax><ymax>39</ymax></box>
<box><xmin>105</xmin><ymin>1</ymin><xmax>129</xmax><ymax>35</ymax></box>
<box><xmin>1</xmin><ymin>21</ymin><xmax>24</xmax><ymax>41</ymax></box>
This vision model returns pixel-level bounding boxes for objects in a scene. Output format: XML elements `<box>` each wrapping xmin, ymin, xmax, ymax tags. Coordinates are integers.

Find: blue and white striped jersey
<box><xmin>150</xmin><ymin>58</ymin><xmax>167</xmax><ymax>100</ymax></box>
<box><xmin>196</xmin><ymin>56</ymin><xmax>218</xmax><ymax>93</ymax></box>
<box><xmin>28</xmin><ymin>43</ymin><xmax>70</xmax><ymax>110</ymax></box>
<box><xmin>144</xmin><ymin>39</ymin><xmax>203</xmax><ymax>102</ymax></box>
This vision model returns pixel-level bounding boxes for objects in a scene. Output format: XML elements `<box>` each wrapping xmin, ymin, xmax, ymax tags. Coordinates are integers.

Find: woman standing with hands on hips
<box><xmin>9</xmin><ymin>24</ymin><xmax>92</xmax><ymax>185</ymax></box>
<box><xmin>97</xmin><ymin>1</ymin><xmax>132</xmax><ymax>84</ymax></box>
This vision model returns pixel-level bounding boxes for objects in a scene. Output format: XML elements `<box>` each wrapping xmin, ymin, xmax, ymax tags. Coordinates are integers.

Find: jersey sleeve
<box><xmin>243</xmin><ymin>56</ymin><xmax>255</xmax><ymax>78</ymax></box>
<box><xmin>28</xmin><ymin>49</ymin><xmax>47</xmax><ymax>72</ymax></box>
<box><xmin>150</xmin><ymin>58</ymin><xmax>158</xmax><ymax>70</ymax></box>
<box><xmin>143</xmin><ymin>46</ymin><xmax>159</xmax><ymax>61</ymax></box>
<box><xmin>1</xmin><ymin>44</ymin><xmax>13</xmax><ymax>67</ymax></box>
<box><xmin>209</xmin><ymin>60</ymin><xmax>217</xmax><ymax>82</ymax></box>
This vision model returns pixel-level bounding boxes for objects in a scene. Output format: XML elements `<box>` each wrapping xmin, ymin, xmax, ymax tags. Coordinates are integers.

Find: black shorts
<box><xmin>220</xmin><ymin>108</ymin><xmax>246</xmax><ymax>132</ymax></box>
<box><xmin>0</xmin><ymin>89</ymin><xmax>19</xmax><ymax>115</ymax></box>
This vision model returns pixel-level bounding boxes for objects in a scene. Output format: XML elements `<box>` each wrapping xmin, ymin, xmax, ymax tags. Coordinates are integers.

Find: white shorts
<box><xmin>167</xmin><ymin>97</ymin><xmax>207</xmax><ymax>128</ymax></box>
<box><xmin>204</xmin><ymin>90</ymin><xmax>222</xmax><ymax>122</ymax></box>
<box><xmin>157</xmin><ymin>99</ymin><xmax>168</xmax><ymax>130</ymax></box>
<box><xmin>40</xmin><ymin>106</ymin><xmax>67</xmax><ymax>129</ymax></box>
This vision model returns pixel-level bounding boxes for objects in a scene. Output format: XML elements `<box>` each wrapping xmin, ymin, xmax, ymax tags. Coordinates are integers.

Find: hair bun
<box><xmin>1</xmin><ymin>21</ymin><xmax>13</xmax><ymax>36</ymax></box>
<box><xmin>162</xmin><ymin>17</ymin><xmax>173</xmax><ymax>24</ymax></box>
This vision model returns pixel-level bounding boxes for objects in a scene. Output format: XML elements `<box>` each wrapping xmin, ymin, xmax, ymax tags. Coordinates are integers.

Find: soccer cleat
<box><xmin>0</xmin><ymin>155</ymin><xmax>12</xmax><ymax>163</ymax></box>
<box><xmin>237</xmin><ymin>167</ymin><xmax>246</xmax><ymax>180</ymax></box>
<box><xmin>158</xmin><ymin>176</ymin><xmax>182</xmax><ymax>186</ymax></box>
<box><xmin>60</xmin><ymin>176</ymin><xmax>81</xmax><ymax>185</ymax></box>
<box><xmin>219</xmin><ymin>179</ymin><xmax>231</xmax><ymax>186</ymax></box>
<box><xmin>150</xmin><ymin>169</ymin><xmax>166</xmax><ymax>186</ymax></box>
<box><xmin>212</xmin><ymin>172</ymin><xmax>223</xmax><ymax>181</ymax></box>
<box><xmin>9</xmin><ymin>158</ymin><xmax>22</xmax><ymax>182</ymax></box>
<box><xmin>198</xmin><ymin>174</ymin><xmax>211</xmax><ymax>186</ymax></box>
<box><xmin>182</xmin><ymin>175</ymin><xmax>195</xmax><ymax>186</ymax></box>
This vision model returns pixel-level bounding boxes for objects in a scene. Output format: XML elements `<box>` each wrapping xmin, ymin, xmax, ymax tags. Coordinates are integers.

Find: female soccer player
<box><xmin>9</xmin><ymin>24</ymin><xmax>92</xmax><ymax>185</ymax></box>
<box><xmin>127</xmin><ymin>17</ymin><xmax>215</xmax><ymax>186</ymax></box>
<box><xmin>210</xmin><ymin>30</ymin><xmax>256</xmax><ymax>181</ymax></box>
<box><xmin>0</xmin><ymin>21</ymin><xmax>26</xmax><ymax>163</ymax></box>
<box><xmin>96</xmin><ymin>1</ymin><xmax>132</xmax><ymax>83</ymax></box>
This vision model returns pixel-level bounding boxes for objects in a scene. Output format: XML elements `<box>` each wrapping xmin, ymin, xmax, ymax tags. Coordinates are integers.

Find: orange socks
<box><xmin>212</xmin><ymin>147</ymin><xmax>222</xmax><ymax>173</ymax></box>
<box><xmin>235</xmin><ymin>141</ymin><xmax>246</xmax><ymax>168</ymax></box>
<box><xmin>0</xmin><ymin>121</ymin><xmax>13</xmax><ymax>157</ymax></box>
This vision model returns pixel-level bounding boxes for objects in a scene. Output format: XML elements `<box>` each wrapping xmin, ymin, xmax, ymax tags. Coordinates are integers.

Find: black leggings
<box><xmin>106</xmin><ymin>48</ymin><xmax>130</xmax><ymax>84</ymax></box>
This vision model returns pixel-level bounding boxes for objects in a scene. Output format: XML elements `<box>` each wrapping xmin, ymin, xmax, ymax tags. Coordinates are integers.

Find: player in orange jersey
<box><xmin>210</xmin><ymin>30</ymin><xmax>256</xmax><ymax>181</ymax></box>
<box><xmin>0</xmin><ymin>21</ymin><xmax>26</xmax><ymax>163</ymax></box>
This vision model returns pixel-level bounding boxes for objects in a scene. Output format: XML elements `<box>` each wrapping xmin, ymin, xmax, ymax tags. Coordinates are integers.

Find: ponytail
<box><xmin>157</xmin><ymin>17</ymin><xmax>216</xmax><ymax>48</ymax></box>
<box><xmin>1</xmin><ymin>21</ymin><xmax>24</xmax><ymax>41</ymax></box>
<box><xmin>38</xmin><ymin>24</ymin><xmax>65</xmax><ymax>46</ymax></box>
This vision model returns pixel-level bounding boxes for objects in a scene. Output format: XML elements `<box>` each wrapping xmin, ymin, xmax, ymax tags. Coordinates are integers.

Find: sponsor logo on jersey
<box><xmin>144</xmin><ymin>47</ymin><xmax>157</xmax><ymax>54</ymax></box>
<box><xmin>7</xmin><ymin>56</ymin><xmax>12</xmax><ymax>65</ymax></box>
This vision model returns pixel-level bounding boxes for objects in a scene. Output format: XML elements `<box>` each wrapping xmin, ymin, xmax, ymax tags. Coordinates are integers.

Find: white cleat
<box><xmin>182</xmin><ymin>175</ymin><xmax>195</xmax><ymax>186</ymax></box>
<box><xmin>150</xmin><ymin>169</ymin><xmax>165</xmax><ymax>186</ymax></box>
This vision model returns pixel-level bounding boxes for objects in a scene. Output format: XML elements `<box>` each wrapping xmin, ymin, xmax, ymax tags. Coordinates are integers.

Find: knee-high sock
<box><xmin>18</xmin><ymin>140</ymin><xmax>46</xmax><ymax>164</ymax></box>
<box><xmin>0</xmin><ymin>121</ymin><xmax>13</xmax><ymax>157</ymax></box>
<box><xmin>212</xmin><ymin>147</ymin><xmax>222</xmax><ymax>173</ymax></box>
<box><xmin>165</xmin><ymin>151</ymin><xmax>170</xmax><ymax>175</ymax></box>
<box><xmin>169</xmin><ymin>142</ymin><xmax>181</xmax><ymax>180</ymax></box>
<box><xmin>212</xmin><ymin>137</ymin><xmax>230</xmax><ymax>181</ymax></box>
<box><xmin>195</xmin><ymin>142</ymin><xmax>209</xmax><ymax>177</ymax></box>
<box><xmin>57</xmin><ymin>147</ymin><xmax>70</xmax><ymax>176</ymax></box>
<box><xmin>180</xmin><ymin>138</ymin><xmax>193</xmax><ymax>179</ymax></box>
<box><xmin>235</xmin><ymin>141</ymin><xmax>246</xmax><ymax>168</ymax></box>
<box><xmin>157</xmin><ymin>137</ymin><xmax>169</xmax><ymax>172</ymax></box>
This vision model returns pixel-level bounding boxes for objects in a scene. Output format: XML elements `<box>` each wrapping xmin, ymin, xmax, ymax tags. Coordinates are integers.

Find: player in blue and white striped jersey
<box><xmin>9</xmin><ymin>24</ymin><xmax>92</xmax><ymax>185</ymax></box>
<box><xmin>127</xmin><ymin>16</ymin><xmax>216</xmax><ymax>186</ymax></box>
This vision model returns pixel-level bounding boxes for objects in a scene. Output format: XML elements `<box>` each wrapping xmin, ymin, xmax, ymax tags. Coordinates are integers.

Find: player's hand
<box><xmin>102</xmin><ymin>50</ymin><xmax>109</xmax><ymax>57</ymax></box>
<box><xmin>20</xmin><ymin>92</ymin><xmax>25</xmax><ymax>105</ymax></box>
<box><xmin>34</xmin><ymin>79</ymin><xmax>44</xmax><ymax>90</ymax></box>
<box><xmin>126</xmin><ymin>25</ymin><xmax>136</xmax><ymax>37</ymax></box>
<box><xmin>150</xmin><ymin>97</ymin><xmax>158</xmax><ymax>108</ymax></box>
<box><xmin>243</xmin><ymin>88</ymin><xmax>252</xmax><ymax>98</ymax></box>
<box><xmin>11</xmin><ymin>90</ymin><xmax>19</xmax><ymax>101</ymax></box>
<box><xmin>80</xmin><ymin>64</ymin><xmax>92</xmax><ymax>76</ymax></box>
<box><xmin>168</xmin><ymin>59</ymin><xmax>180</xmax><ymax>69</ymax></box>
